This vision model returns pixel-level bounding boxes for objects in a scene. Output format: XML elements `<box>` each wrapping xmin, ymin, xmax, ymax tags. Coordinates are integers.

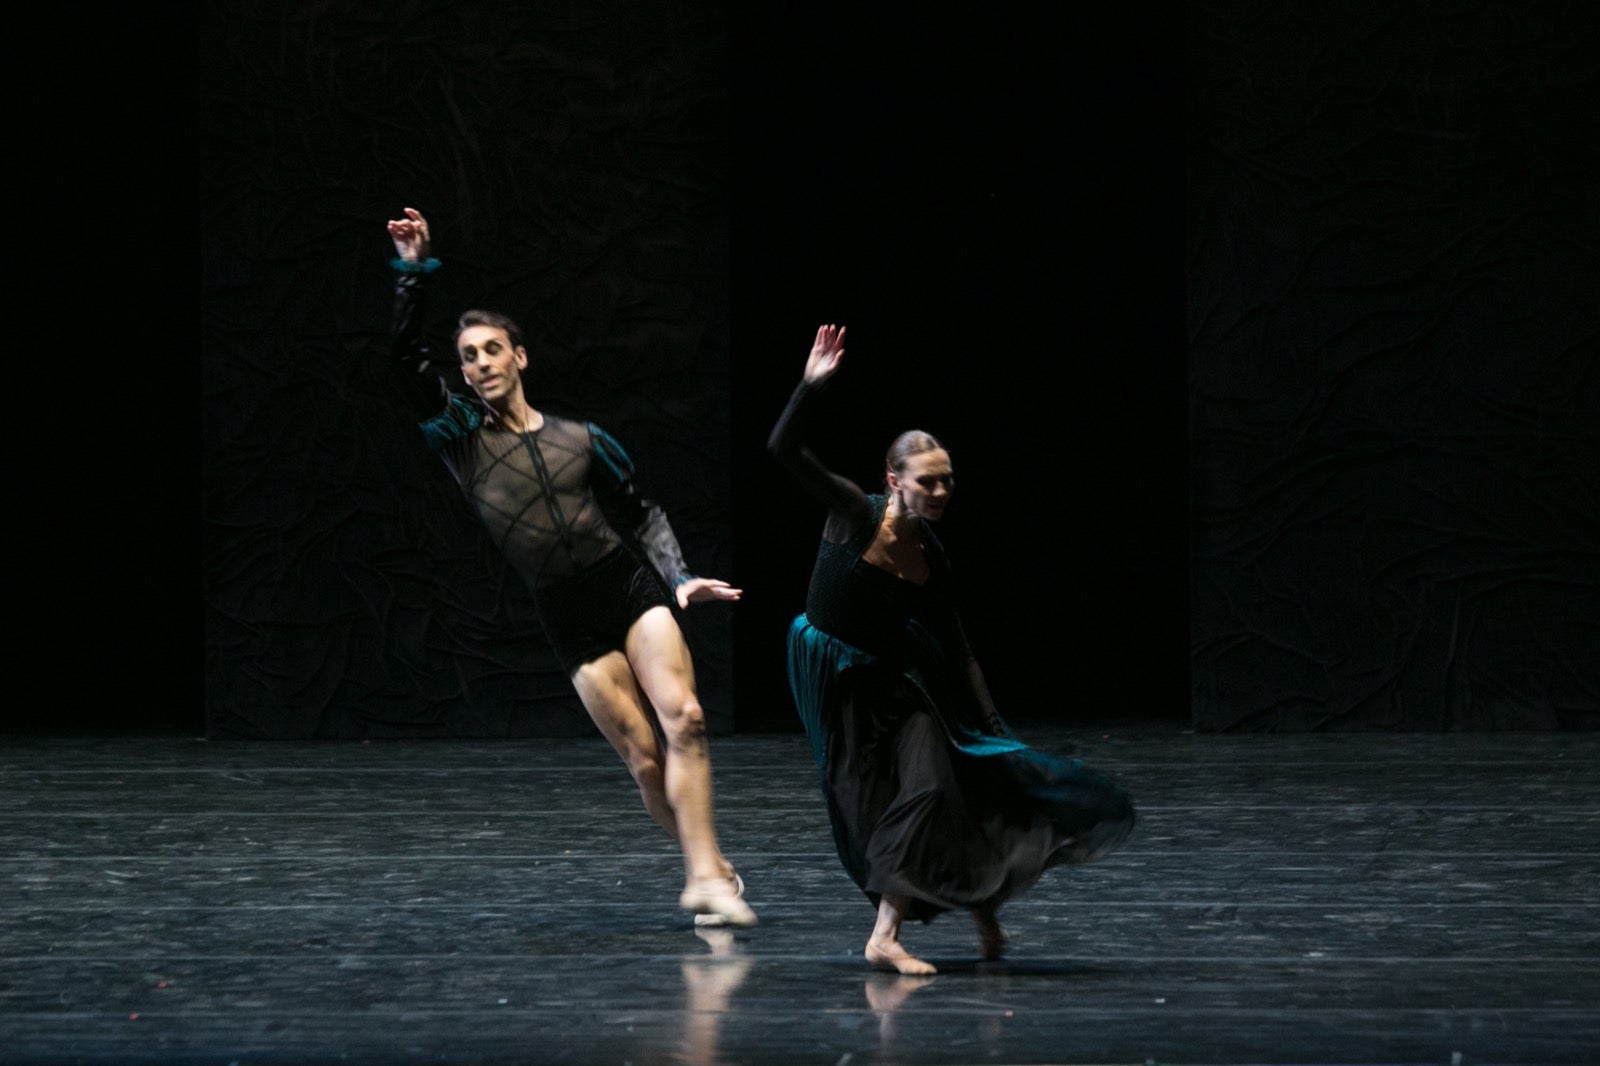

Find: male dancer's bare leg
<box><xmin>626</xmin><ymin>607</ymin><xmax>755</xmax><ymax>926</ymax></box>
<box><xmin>572</xmin><ymin>652</ymin><xmax>680</xmax><ymax>840</ymax></box>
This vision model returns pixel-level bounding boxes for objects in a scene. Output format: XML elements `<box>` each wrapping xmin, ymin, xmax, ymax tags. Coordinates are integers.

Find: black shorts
<box><xmin>535</xmin><ymin>546</ymin><xmax>673</xmax><ymax>675</ymax></box>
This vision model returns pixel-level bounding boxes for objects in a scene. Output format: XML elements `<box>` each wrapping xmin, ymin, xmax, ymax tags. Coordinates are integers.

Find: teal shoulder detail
<box><xmin>588</xmin><ymin>423</ymin><xmax>636</xmax><ymax>482</ymax></box>
<box><xmin>420</xmin><ymin>394</ymin><xmax>482</xmax><ymax>450</ymax></box>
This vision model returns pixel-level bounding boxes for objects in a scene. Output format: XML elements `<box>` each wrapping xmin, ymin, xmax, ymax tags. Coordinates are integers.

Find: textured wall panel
<box><xmin>1187</xmin><ymin>2</ymin><xmax>1599</xmax><ymax>730</ymax></box>
<box><xmin>202</xmin><ymin>1</ymin><xmax>732</xmax><ymax>738</ymax></box>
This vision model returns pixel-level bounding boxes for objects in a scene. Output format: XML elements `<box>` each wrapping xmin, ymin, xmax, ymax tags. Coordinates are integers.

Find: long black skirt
<box><xmin>787</xmin><ymin>615</ymin><xmax>1136</xmax><ymax>922</ymax></box>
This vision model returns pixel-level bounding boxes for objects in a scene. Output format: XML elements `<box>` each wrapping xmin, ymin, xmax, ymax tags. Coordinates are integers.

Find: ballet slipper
<box><xmin>692</xmin><ymin>871</ymin><xmax>749</xmax><ymax>928</ymax></box>
<box><xmin>681</xmin><ymin>872</ymin><xmax>757</xmax><ymax>928</ymax></box>
<box><xmin>865</xmin><ymin>938</ymin><xmax>937</xmax><ymax>976</ymax></box>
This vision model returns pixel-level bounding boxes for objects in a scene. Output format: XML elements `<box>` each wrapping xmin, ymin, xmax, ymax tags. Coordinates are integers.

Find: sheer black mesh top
<box><xmin>389</xmin><ymin>267</ymin><xmax>691</xmax><ymax>594</ymax></box>
<box><xmin>424</xmin><ymin>407</ymin><xmax>631</xmax><ymax>589</ymax></box>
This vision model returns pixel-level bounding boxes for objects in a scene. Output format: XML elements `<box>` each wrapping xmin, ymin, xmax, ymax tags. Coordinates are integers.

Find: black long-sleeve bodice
<box><xmin>767</xmin><ymin>380</ymin><xmax>966</xmax><ymax>662</ymax></box>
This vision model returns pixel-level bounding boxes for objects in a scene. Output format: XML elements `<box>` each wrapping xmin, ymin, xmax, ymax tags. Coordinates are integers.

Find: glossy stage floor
<box><xmin>3</xmin><ymin>721</ymin><xmax>1597</xmax><ymax>1066</ymax></box>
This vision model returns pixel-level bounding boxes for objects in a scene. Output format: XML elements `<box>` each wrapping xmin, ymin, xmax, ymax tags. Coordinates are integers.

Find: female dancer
<box><xmin>768</xmin><ymin>324</ymin><xmax>1135</xmax><ymax>973</ymax></box>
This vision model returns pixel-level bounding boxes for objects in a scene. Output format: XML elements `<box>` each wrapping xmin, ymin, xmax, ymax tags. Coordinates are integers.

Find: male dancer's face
<box><xmin>456</xmin><ymin>326</ymin><xmax>528</xmax><ymax>407</ymax></box>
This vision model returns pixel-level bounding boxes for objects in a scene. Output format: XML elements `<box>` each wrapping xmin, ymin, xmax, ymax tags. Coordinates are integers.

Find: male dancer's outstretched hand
<box><xmin>388</xmin><ymin>206</ymin><xmax>432</xmax><ymax>261</ymax></box>
<box><xmin>676</xmin><ymin>577</ymin><xmax>743</xmax><ymax>609</ymax></box>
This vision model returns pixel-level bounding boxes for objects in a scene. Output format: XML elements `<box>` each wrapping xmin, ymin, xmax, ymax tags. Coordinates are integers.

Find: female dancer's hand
<box><xmin>804</xmin><ymin>324</ymin><xmax>846</xmax><ymax>385</ymax></box>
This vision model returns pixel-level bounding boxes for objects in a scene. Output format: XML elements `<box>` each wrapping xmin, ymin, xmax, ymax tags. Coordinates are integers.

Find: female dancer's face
<box><xmin>888</xmin><ymin>449</ymin><xmax>954</xmax><ymax>522</ymax></box>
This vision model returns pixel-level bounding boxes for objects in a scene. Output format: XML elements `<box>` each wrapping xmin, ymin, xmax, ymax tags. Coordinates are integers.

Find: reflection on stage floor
<box><xmin>2</xmin><ymin>723</ymin><xmax>1596</xmax><ymax>1065</ymax></box>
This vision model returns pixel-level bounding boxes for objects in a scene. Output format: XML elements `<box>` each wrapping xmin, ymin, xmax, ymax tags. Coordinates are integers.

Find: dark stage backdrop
<box><xmin>1186</xmin><ymin>2</ymin><xmax>1600</xmax><ymax>730</ymax></box>
<box><xmin>201</xmin><ymin>2</ymin><xmax>735</xmax><ymax>738</ymax></box>
<box><xmin>5</xmin><ymin>4</ymin><xmax>197</xmax><ymax>737</ymax></box>
<box><xmin>725</xmin><ymin>4</ymin><xmax>1191</xmax><ymax>732</ymax></box>
<box><xmin>121</xmin><ymin>1</ymin><xmax>1587</xmax><ymax>742</ymax></box>
<box><xmin>194</xmin><ymin>1</ymin><xmax>1193</xmax><ymax>741</ymax></box>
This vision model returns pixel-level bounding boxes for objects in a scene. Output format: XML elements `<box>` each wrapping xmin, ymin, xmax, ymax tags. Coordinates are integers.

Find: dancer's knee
<box><xmin>658</xmin><ymin>697</ymin><xmax>708</xmax><ymax>748</ymax></box>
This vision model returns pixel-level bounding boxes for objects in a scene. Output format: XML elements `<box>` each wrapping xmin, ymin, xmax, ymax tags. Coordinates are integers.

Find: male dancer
<box><xmin>386</xmin><ymin>206</ymin><xmax>754</xmax><ymax>927</ymax></box>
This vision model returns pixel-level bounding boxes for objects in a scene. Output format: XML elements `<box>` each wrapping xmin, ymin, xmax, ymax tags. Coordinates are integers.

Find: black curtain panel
<box><xmin>726</xmin><ymin>3</ymin><xmax>1192</xmax><ymax>733</ymax></box>
<box><xmin>201</xmin><ymin>1</ymin><xmax>733</xmax><ymax>738</ymax></box>
<box><xmin>105</xmin><ymin>0</ymin><xmax>1592</xmax><ymax>744</ymax></box>
<box><xmin>1186</xmin><ymin>1</ymin><xmax>1600</xmax><ymax>730</ymax></box>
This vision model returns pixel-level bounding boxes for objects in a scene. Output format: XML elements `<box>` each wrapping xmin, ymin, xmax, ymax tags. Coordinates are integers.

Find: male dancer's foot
<box><xmin>680</xmin><ymin>871</ymin><xmax>757</xmax><ymax>928</ymax></box>
<box><xmin>865</xmin><ymin>937</ymin><xmax>937</xmax><ymax>975</ymax></box>
<box><xmin>689</xmin><ymin>869</ymin><xmax>752</xmax><ymax>928</ymax></box>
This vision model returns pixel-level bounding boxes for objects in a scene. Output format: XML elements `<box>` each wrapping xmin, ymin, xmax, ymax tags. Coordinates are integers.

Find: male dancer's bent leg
<box><xmin>572</xmin><ymin>606</ymin><xmax>755</xmax><ymax>926</ymax></box>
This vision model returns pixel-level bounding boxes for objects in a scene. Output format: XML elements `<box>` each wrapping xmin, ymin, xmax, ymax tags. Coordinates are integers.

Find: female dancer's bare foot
<box><xmin>865</xmin><ymin>937</ymin><xmax>937</xmax><ymax>975</ymax></box>
<box><xmin>680</xmin><ymin>874</ymin><xmax>757</xmax><ymax>928</ymax></box>
<box><xmin>974</xmin><ymin>910</ymin><xmax>1009</xmax><ymax>961</ymax></box>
